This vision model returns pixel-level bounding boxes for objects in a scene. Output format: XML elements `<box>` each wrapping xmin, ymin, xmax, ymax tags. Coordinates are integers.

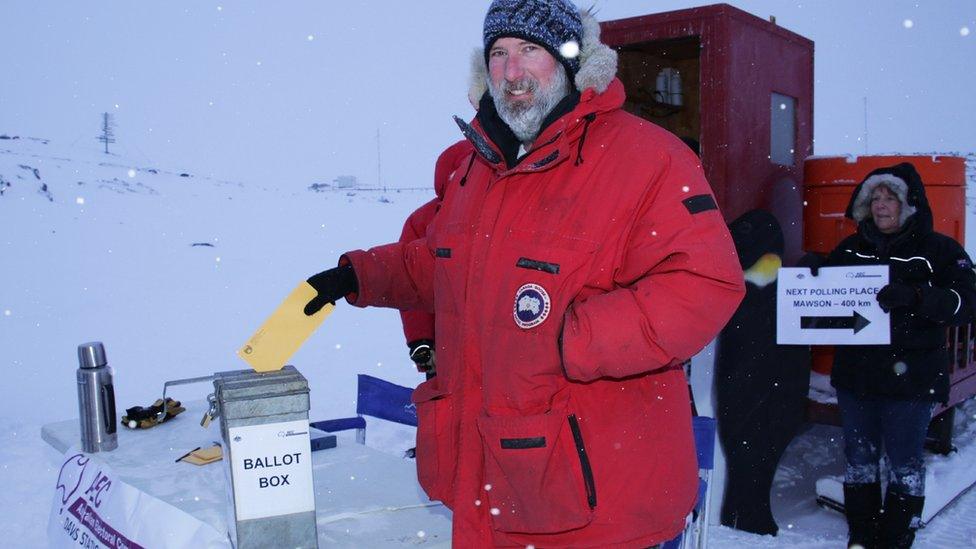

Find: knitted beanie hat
<box><xmin>483</xmin><ymin>0</ymin><xmax>583</xmax><ymax>77</ymax></box>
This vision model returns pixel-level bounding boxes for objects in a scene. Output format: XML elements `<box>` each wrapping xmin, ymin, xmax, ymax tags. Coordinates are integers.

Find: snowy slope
<box><xmin>3</xmin><ymin>135</ymin><xmax>976</xmax><ymax>547</ymax></box>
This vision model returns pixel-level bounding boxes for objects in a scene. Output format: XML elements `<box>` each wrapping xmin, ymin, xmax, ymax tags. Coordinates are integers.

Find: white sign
<box><xmin>777</xmin><ymin>265</ymin><xmax>890</xmax><ymax>345</ymax></box>
<box><xmin>228</xmin><ymin>419</ymin><xmax>315</xmax><ymax>521</ymax></box>
<box><xmin>48</xmin><ymin>448</ymin><xmax>226</xmax><ymax>548</ymax></box>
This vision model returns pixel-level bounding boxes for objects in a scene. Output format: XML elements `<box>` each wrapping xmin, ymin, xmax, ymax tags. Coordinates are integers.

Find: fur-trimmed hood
<box><xmin>845</xmin><ymin>162</ymin><xmax>932</xmax><ymax>234</ymax></box>
<box><xmin>467</xmin><ymin>8</ymin><xmax>618</xmax><ymax>106</ymax></box>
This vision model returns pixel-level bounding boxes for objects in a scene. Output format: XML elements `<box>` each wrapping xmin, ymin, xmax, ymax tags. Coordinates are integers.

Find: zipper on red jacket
<box><xmin>568</xmin><ymin>414</ymin><xmax>597</xmax><ymax>509</ymax></box>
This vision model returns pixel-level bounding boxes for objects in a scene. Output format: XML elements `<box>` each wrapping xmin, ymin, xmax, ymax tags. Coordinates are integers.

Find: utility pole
<box><xmin>97</xmin><ymin>112</ymin><xmax>116</xmax><ymax>154</ymax></box>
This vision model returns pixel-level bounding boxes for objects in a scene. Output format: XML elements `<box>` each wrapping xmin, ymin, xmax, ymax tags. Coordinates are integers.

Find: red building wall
<box><xmin>601</xmin><ymin>3</ymin><xmax>814</xmax><ymax>263</ymax></box>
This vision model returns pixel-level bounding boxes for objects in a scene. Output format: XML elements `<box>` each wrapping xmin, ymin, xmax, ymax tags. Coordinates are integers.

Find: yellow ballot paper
<box><xmin>237</xmin><ymin>282</ymin><xmax>334</xmax><ymax>372</ymax></box>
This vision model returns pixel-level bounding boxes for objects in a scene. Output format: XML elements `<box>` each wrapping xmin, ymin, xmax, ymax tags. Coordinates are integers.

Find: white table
<box><xmin>43</xmin><ymin>400</ymin><xmax>451</xmax><ymax>548</ymax></box>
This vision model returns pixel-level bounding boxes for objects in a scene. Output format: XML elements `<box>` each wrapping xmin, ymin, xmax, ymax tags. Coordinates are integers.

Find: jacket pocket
<box><xmin>482</xmin><ymin>237</ymin><xmax>598</xmax><ymax>412</ymax></box>
<box><xmin>430</xmin><ymin>231</ymin><xmax>468</xmax><ymax>315</ymax></box>
<box><xmin>412</xmin><ymin>379</ymin><xmax>457</xmax><ymax>505</ymax></box>
<box><xmin>495</xmin><ymin>235</ymin><xmax>597</xmax><ymax>335</ymax></box>
<box><xmin>476</xmin><ymin>405</ymin><xmax>596</xmax><ymax>534</ymax></box>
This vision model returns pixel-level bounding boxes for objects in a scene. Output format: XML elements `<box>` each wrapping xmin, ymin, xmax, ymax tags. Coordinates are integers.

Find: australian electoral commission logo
<box><xmin>514</xmin><ymin>283</ymin><xmax>551</xmax><ymax>329</ymax></box>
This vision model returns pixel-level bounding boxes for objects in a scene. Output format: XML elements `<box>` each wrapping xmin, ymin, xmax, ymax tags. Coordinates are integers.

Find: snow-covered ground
<box><xmin>3</xmin><ymin>135</ymin><xmax>976</xmax><ymax>547</ymax></box>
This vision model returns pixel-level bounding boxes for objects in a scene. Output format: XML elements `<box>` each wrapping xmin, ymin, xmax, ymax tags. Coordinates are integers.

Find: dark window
<box><xmin>771</xmin><ymin>93</ymin><xmax>797</xmax><ymax>166</ymax></box>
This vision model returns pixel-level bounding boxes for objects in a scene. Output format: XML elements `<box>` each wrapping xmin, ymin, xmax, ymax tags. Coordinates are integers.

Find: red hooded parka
<box><xmin>343</xmin><ymin>75</ymin><xmax>744</xmax><ymax>547</ymax></box>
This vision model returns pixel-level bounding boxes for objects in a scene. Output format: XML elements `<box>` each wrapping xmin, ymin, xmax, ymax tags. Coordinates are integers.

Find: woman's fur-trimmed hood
<box><xmin>845</xmin><ymin>162</ymin><xmax>932</xmax><ymax>234</ymax></box>
<box><xmin>468</xmin><ymin>8</ymin><xmax>618</xmax><ymax>106</ymax></box>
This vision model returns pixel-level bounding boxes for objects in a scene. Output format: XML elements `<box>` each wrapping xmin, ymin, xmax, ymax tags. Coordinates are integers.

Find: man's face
<box><xmin>487</xmin><ymin>37</ymin><xmax>569</xmax><ymax>144</ymax></box>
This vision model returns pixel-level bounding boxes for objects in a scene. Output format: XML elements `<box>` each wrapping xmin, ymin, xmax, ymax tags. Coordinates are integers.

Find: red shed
<box><xmin>600</xmin><ymin>3</ymin><xmax>814</xmax><ymax>263</ymax></box>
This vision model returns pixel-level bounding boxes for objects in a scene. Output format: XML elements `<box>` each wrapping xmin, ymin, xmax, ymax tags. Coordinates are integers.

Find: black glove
<box><xmin>798</xmin><ymin>252</ymin><xmax>826</xmax><ymax>276</ymax></box>
<box><xmin>304</xmin><ymin>264</ymin><xmax>358</xmax><ymax>316</ymax></box>
<box><xmin>408</xmin><ymin>339</ymin><xmax>435</xmax><ymax>374</ymax></box>
<box><xmin>877</xmin><ymin>283</ymin><xmax>920</xmax><ymax>313</ymax></box>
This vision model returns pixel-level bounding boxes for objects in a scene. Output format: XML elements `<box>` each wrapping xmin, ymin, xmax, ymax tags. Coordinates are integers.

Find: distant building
<box><xmin>333</xmin><ymin>175</ymin><xmax>357</xmax><ymax>189</ymax></box>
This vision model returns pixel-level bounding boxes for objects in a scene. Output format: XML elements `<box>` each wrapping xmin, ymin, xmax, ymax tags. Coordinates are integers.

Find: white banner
<box><xmin>777</xmin><ymin>265</ymin><xmax>890</xmax><ymax>345</ymax></box>
<box><xmin>228</xmin><ymin>419</ymin><xmax>315</xmax><ymax>521</ymax></box>
<box><xmin>48</xmin><ymin>448</ymin><xmax>228</xmax><ymax>548</ymax></box>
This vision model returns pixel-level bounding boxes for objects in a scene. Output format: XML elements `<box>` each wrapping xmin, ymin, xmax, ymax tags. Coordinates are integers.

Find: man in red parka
<box><xmin>399</xmin><ymin>140</ymin><xmax>473</xmax><ymax>375</ymax></box>
<box><xmin>303</xmin><ymin>1</ymin><xmax>745</xmax><ymax>546</ymax></box>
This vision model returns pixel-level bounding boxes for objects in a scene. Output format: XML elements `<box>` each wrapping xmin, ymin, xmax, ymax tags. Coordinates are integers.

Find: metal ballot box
<box><xmin>212</xmin><ymin>366</ymin><xmax>317</xmax><ymax>549</ymax></box>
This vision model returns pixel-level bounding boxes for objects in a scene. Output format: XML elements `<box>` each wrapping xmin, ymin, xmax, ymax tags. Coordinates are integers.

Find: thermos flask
<box><xmin>77</xmin><ymin>342</ymin><xmax>118</xmax><ymax>452</ymax></box>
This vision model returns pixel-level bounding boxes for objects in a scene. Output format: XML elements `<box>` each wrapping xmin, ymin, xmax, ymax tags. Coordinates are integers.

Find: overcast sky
<box><xmin>2</xmin><ymin>1</ymin><xmax>973</xmax><ymax>190</ymax></box>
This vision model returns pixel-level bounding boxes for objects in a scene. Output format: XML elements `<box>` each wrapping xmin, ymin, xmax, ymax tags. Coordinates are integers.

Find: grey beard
<box><xmin>489</xmin><ymin>65</ymin><xmax>570</xmax><ymax>144</ymax></box>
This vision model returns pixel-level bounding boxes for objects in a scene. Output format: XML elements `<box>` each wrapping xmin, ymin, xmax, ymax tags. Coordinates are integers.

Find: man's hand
<box><xmin>304</xmin><ymin>265</ymin><xmax>358</xmax><ymax>316</ymax></box>
<box><xmin>877</xmin><ymin>283</ymin><xmax>920</xmax><ymax>313</ymax></box>
<box><xmin>408</xmin><ymin>339</ymin><xmax>436</xmax><ymax>374</ymax></box>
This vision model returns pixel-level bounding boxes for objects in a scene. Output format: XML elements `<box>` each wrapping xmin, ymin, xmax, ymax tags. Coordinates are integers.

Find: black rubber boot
<box><xmin>881</xmin><ymin>490</ymin><xmax>925</xmax><ymax>549</ymax></box>
<box><xmin>844</xmin><ymin>482</ymin><xmax>882</xmax><ymax>549</ymax></box>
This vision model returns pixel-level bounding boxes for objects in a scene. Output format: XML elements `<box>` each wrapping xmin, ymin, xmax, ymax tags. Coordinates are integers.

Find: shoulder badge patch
<box><xmin>514</xmin><ymin>283</ymin><xmax>551</xmax><ymax>329</ymax></box>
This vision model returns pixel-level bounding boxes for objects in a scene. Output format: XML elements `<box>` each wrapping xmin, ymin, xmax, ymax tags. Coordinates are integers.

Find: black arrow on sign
<box><xmin>800</xmin><ymin>311</ymin><xmax>871</xmax><ymax>334</ymax></box>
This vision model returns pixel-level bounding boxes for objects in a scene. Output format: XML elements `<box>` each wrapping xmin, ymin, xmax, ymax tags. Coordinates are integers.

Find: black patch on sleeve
<box><xmin>500</xmin><ymin>437</ymin><xmax>546</xmax><ymax>449</ymax></box>
<box><xmin>683</xmin><ymin>194</ymin><xmax>718</xmax><ymax>214</ymax></box>
<box><xmin>516</xmin><ymin>257</ymin><xmax>560</xmax><ymax>274</ymax></box>
<box><xmin>435</xmin><ymin>248</ymin><xmax>452</xmax><ymax>258</ymax></box>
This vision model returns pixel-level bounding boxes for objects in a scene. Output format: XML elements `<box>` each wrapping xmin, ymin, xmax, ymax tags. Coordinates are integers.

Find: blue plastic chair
<box><xmin>310</xmin><ymin>374</ymin><xmax>417</xmax><ymax>444</ymax></box>
<box><xmin>662</xmin><ymin>415</ymin><xmax>717</xmax><ymax>549</ymax></box>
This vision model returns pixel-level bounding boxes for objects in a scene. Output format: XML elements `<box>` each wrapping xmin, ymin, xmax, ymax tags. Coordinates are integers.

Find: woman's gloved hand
<box><xmin>876</xmin><ymin>283</ymin><xmax>920</xmax><ymax>313</ymax></box>
<box><xmin>798</xmin><ymin>252</ymin><xmax>826</xmax><ymax>276</ymax></box>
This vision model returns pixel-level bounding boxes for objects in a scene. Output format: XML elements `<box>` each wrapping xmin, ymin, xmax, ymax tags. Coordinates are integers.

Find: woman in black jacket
<box><xmin>824</xmin><ymin>162</ymin><xmax>976</xmax><ymax>548</ymax></box>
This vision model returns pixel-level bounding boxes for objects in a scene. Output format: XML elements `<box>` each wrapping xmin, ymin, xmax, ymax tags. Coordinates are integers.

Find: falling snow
<box><xmin>0</xmin><ymin>4</ymin><xmax>976</xmax><ymax>547</ymax></box>
<box><xmin>559</xmin><ymin>40</ymin><xmax>580</xmax><ymax>59</ymax></box>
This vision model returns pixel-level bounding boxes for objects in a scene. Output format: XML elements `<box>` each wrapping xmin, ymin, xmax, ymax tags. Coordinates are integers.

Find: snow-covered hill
<box><xmin>3</xmin><ymin>135</ymin><xmax>975</xmax><ymax>547</ymax></box>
